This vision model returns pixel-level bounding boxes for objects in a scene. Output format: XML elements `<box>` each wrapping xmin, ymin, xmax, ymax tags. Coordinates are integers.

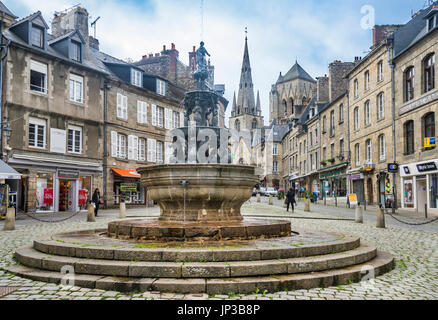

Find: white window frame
<box><xmin>379</xmin><ymin>135</ymin><xmax>386</xmax><ymax>161</ymax></box>
<box><xmin>366</xmin><ymin>140</ymin><xmax>372</xmax><ymax>162</ymax></box>
<box><xmin>137</xmin><ymin>101</ymin><xmax>147</xmax><ymax>124</ymax></box>
<box><xmin>29</xmin><ymin>117</ymin><xmax>46</xmax><ymax>149</ymax></box>
<box><xmin>273</xmin><ymin>144</ymin><xmax>278</xmax><ymax>156</ymax></box>
<box><xmin>365</xmin><ymin>71</ymin><xmax>370</xmax><ymax>90</ymax></box>
<box><xmin>156</xmin><ymin>141</ymin><xmax>163</xmax><ymax>164</ymax></box>
<box><xmin>67</xmin><ymin>125</ymin><xmax>82</xmax><ymax>154</ymax></box>
<box><xmin>30</xmin><ymin>59</ymin><xmax>47</xmax><ymax>94</ymax></box>
<box><xmin>355</xmin><ymin>144</ymin><xmax>360</xmax><ymax>166</ymax></box>
<box><xmin>117</xmin><ymin>134</ymin><xmax>127</xmax><ymax>159</ymax></box>
<box><xmin>139</xmin><ymin>138</ymin><xmax>146</xmax><ymax>162</ymax></box>
<box><xmin>128</xmin><ymin>135</ymin><xmax>139</xmax><ymax>161</ymax></box>
<box><xmin>365</xmin><ymin>101</ymin><xmax>371</xmax><ymax>126</ymax></box>
<box><xmin>354</xmin><ymin>107</ymin><xmax>360</xmax><ymax>131</ymax></box>
<box><xmin>117</xmin><ymin>93</ymin><xmax>128</xmax><ymax>120</ymax></box>
<box><xmin>273</xmin><ymin>161</ymin><xmax>278</xmax><ymax>173</ymax></box>
<box><xmin>156</xmin><ymin>106</ymin><xmax>164</xmax><ymax>128</ymax></box>
<box><xmin>147</xmin><ymin>139</ymin><xmax>157</xmax><ymax>163</ymax></box>
<box><xmin>354</xmin><ymin>79</ymin><xmax>359</xmax><ymax>98</ymax></box>
<box><xmin>172</xmin><ymin>111</ymin><xmax>179</xmax><ymax>129</ymax></box>
<box><xmin>378</xmin><ymin>61</ymin><xmax>384</xmax><ymax>82</ymax></box>
<box><xmin>131</xmin><ymin>69</ymin><xmax>143</xmax><ymax>87</ymax></box>
<box><xmin>69</xmin><ymin>73</ymin><xmax>83</xmax><ymax>103</ymax></box>
<box><xmin>157</xmin><ymin>79</ymin><xmax>166</xmax><ymax>96</ymax></box>
<box><xmin>377</xmin><ymin>93</ymin><xmax>385</xmax><ymax>120</ymax></box>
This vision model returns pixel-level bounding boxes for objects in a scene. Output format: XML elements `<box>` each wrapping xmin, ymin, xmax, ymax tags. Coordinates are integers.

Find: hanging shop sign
<box><xmin>388</xmin><ymin>163</ymin><xmax>399</xmax><ymax>173</ymax></box>
<box><xmin>417</xmin><ymin>162</ymin><xmax>437</xmax><ymax>173</ymax></box>
<box><xmin>424</xmin><ymin>137</ymin><xmax>436</xmax><ymax>149</ymax></box>
<box><xmin>120</xmin><ymin>183</ymin><xmax>138</xmax><ymax>192</ymax></box>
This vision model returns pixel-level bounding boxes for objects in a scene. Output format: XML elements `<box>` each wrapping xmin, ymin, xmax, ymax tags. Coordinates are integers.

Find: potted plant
<box><xmin>326</xmin><ymin>158</ymin><xmax>335</xmax><ymax>164</ymax></box>
<box><xmin>277</xmin><ymin>189</ymin><xmax>285</xmax><ymax>200</ymax></box>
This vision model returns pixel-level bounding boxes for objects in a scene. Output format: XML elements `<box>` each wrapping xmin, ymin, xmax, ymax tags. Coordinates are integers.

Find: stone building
<box><xmin>269</xmin><ymin>61</ymin><xmax>316</xmax><ymax>124</ymax></box>
<box><xmin>392</xmin><ymin>5</ymin><xmax>438</xmax><ymax>214</ymax></box>
<box><xmin>346</xmin><ymin>26</ymin><xmax>399</xmax><ymax>207</ymax></box>
<box><xmin>229</xmin><ymin>35</ymin><xmax>264</xmax><ymax>165</ymax></box>
<box><xmin>2</xmin><ymin>9</ymin><xmax>105</xmax><ymax>213</ymax></box>
<box><xmin>1</xmin><ymin>5</ymin><xmax>188</xmax><ymax>211</ymax></box>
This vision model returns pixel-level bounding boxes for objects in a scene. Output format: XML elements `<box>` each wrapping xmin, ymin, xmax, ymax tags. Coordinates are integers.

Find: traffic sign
<box><xmin>388</xmin><ymin>163</ymin><xmax>399</xmax><ymax>173</ymax></box>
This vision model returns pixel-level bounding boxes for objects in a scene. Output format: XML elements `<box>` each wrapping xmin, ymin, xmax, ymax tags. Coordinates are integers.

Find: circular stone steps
<box><xmin>6</xmin><ymin>251</ymin><xmax>394</xmax><ymax>294</ymax></box>
<box><xmin>6</xmin><ymin>228</ymin><xmax>395</xmax><ymax>294</ymax></box>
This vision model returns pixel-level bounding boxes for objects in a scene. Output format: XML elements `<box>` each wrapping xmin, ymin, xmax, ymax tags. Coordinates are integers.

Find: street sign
<box><xmin>424</xmin><ymin>137</ymin><xmax>436</xmax><ymax>148</ymax></box>
<box><xmin>388</xmin><ymin>163</ymin><xmax>399</xmax><ymax>173</ymax></box>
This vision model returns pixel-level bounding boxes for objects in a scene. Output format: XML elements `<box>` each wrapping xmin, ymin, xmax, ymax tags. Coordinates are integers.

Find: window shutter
<box><xmin>164</xmin><ymin>108</ymin><xmax>170</xmax><ymax>129</ymax></box>
<box><xmin>151</xmin><ymin>139</ymin><xmax>157</xmax><ymax>163</ymax></box>
<box><xmin>152</xmin><ymin>104</ymin><xmax>157</xmax><ymax>126</ymax></box>
<box><xmin>133</xmin><ymin>136</ymin><xmax>139</xmax><ymax>161</ymax></box>
<box><xmin>117</xmin><ymin>93</ymin><xmax>122</xmax><ymax>118</ymax></box>
<box><xmin>147</xmin><ymin>139</ymin><xmax>152</xmax><ymax>162</ymax></box>
<box><xmin>123</xmin><ymin>95</ymin><xmax>128</xmax><ymax>120</ymax></box>
<box><xmin>137</xmin><ymin>101</ymin><xmax>141</xmax><ymax>123</ymax></box>
<box><xmin>180</xmin><ymin>112</ymin><xmax>184</xmax><ymax>127</ymax></box>
<box><xmin>165</xmin><ymin>142</ymin><xmax>172</xmax><ymax>163</ymax></box>
<box><xmin>128</xmin><ymin>135</ymin><xmax>134</xmax><ymax>160</ymax></box>
<box><xmin>111</xmin><ymin>131</ymin><xmax>118</xmax><ymax>157</ymax></box>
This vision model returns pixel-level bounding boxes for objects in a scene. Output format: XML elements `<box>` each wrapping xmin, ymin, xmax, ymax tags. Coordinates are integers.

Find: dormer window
<box><xmin>71</xmin><ymin>41</ymin><xmax>81</xmax><ymax>62</ymax></box>
<box><xmin>157</xmin><ymin>79</ymin><xmax>166</xmax><ymax>96</ymax></box>
<box><xmin>429</xmin><ymin>15</ymin><xmax>436</xmax><ymax>31</ymax></box>
<box><xmin>131</xmin><ymin>69</ymin><xmax>142</xmax><ymax>87</ymax></box>
<box><xmin>31</xmin><ymin>24</ymin><xmax>44</xmax><ymax>48</ymax></box>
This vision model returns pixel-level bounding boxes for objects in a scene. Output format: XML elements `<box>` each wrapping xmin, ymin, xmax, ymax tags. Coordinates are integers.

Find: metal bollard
<box><xmin>87</xmin><ymin>204</ymin><xmax>95</xmax><ymax>222</ymax></box>
<box><xmin>119</xmin><ymin>202</ymin><xmax>127</xmax><ymax>219</ymax></box>
<box><xmin>355</xmin><ymin>205</ymin><xmax>363</xmax><ymax>223</ymax></box>
<box><xmin>257</xmin><ymin>193</ymin><xmax>261</xmax><ymax>203</ymax></box>
<box><xmin>376</xmin><ymin>207</ymin><xmax>386</xmax><ymax>228</ymax></box>
<box><xmin>425</xmin><ymin>204</ymin><xmax>428</xmax><ymax>219</ymax></box>
<box><xmin>3</xmin><ymin>208</ymin><xmax>15</xmax><ymax>231</ymax></box>
<box><xmin>269</xmin><ymin>195</ymin><xmax>273</xmax><ymax>205</ymax></box>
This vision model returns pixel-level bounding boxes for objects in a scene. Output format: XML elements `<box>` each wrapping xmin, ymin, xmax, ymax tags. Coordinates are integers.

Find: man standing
<box><xmin>286</xmin><ymin>188</ymin><xmax>296</xmax><ymax>212</ymax></box>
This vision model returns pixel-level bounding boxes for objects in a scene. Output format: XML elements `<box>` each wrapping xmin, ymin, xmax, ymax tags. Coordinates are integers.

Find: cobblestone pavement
<box><xmin>0</xmin><ymin>202</ymin><xmax>437</xmax><ymax>300</ymax></box>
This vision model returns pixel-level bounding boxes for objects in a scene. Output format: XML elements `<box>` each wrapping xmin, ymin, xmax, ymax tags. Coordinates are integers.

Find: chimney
<box><xmin>51</xmin><ymin>7</ymin><xmax>89</xmax><ymax>41</ymax></box>
<box><xmin>89</xmin><ymin>36</ymin><xmax>99</xmax><ymax>50</ymax></box>
<box><xmin>316</xmin><ymin>76</ymin><xmax>329</xmax><ymax>104</ymax></box>
<box><xmin>189</xmin><ymin>46</ymin><xmax>197</xmax><ymax>71</ymax></box>
<box><xmin>328</xmin><ymin>61</ymin><xmax>355</xmax><ymax>102</ymax></box>
<box><xmin>167</xmin><ymin>43</ymin><xmax>179</xmax><ymax>73</ymax></box>
<box><xmin>171</xmin><ymin>43</ymin><xmax>175</xmax><ymax>50</ymax></box>
<box><xmin>372</xmin><ymin>25</ymin><xmax>402</xmax><ymax>47</ymax></box>
<box><xmin>149</xmin><ymin>53</ymin><xmax>153</xmax><ymax>58</ymax></box>
<box><xmin>155</xmin><ymin>53</ymin><xmax>160</xmax><ymax>57</ymax></box>
<box><xmin>163</xmin><ymin>45</ymin><xmax>166</xmax><ymax>51</ymax></box>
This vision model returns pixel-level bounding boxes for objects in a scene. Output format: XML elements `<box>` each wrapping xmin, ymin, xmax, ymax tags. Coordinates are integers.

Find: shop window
<box><xmin>423</xmin><ymin>112</ymin><xmax>436</xmax><ymax>150</ymax></box>
<box><xmin>424</xmin><ymin>53</ymin><xmax>435</xmax><ymax>93</ymax></box>
<box><xmin>403</xmin><ymin>179</ymin><xmax>414</xmax><ymax>208</ymax></box>
<box><xmin>78</xmin><ymin>176</ymin><xmax>92</xmax><ymax>211</ymax></box>
<box><xmin>404</xmin><ymin>120</ymin><xmax>415</xmax><ymax>155</ymax></box>
<box><xmin>430</xmin><ymin>174</ymin><xmax>438</xmax><ymax>209</ymax></box>
<box><xmin>36</xmin><ymin>172</ymin><xmax>54</xmax><ymax>212</ymax></box>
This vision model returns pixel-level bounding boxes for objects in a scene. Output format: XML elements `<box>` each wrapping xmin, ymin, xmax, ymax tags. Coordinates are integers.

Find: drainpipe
<box><xmin>387</xmin><ymin>37</ymin><xmax>397</xmax><ymax>213</ymax></box>
<box><xmin>103</xmin><ymin>80</ymin><xmax>109</xmax><ymax>209</ymax></box>
<box><xmin>0</xmin><ymin>12</ymin><xmax>11</xmax><ymax>160</ymax></box>
<box><xmin>346</xmin><ymin>88</ymin><xmax>351</xmax><ymax>206</ymax></box>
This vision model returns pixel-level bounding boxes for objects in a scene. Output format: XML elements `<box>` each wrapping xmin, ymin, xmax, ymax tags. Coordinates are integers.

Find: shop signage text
<box><xmin>120</xmin><ymin>183</ymin><xmax>138</xmax><ymax>192</ymax></box>
<box><xmin>417</xmin><ymin>162</ymin><xmax>437</xmax><ymax>173</ymax></box>
<box><xmin>58</xmin><ymin>171</ymin><xmax>80</xmax><ymax>178</ymax></box>
<box><xmin>349</xmin><ymin>174</ymin><xmax>364</xmax><ymax>181</ymax></box>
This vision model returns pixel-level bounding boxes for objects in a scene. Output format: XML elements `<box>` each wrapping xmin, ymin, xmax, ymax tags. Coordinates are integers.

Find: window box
<box><xmin>326</xmin><ymin>158</ymin><xmax>335</xmax><ymax>164</ymax></box>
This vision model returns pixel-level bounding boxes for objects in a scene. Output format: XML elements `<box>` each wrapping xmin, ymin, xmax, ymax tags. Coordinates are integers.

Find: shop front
<box><xmin>112</xmin><ymin>169</ymin><xmax>145</xmax><ymax>205</ymax></box>
<box><xmin>348</xmin><ymin>172</ymin><xmax>365</xmax><ymax>205</ymax></box>
<box><xmin>8</xmin><ymin>154</ymin><xmax>102</xmax><ymax>213</ymax></box>
<box><xmin>400</xmin><ymin>159</ymin><xmax>438</xmax><ymax>213</ymax></box>
<box><xmin>319</xmin><ymin>163</ymin><xmax>348</xmax><ymax>198</ymax></box>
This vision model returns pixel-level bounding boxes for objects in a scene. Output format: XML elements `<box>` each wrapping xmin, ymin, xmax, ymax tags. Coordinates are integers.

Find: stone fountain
<box><xmin>8</xmin><ymin>42</ymin><xmax>394</xmax><ymax>295</ymax></box>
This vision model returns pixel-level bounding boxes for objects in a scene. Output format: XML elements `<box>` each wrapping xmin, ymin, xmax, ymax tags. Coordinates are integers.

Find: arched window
<box><xmin>364</xmin><ymin>100</ymin><xmax>371</xmax><ymax>126</ymax></box>
<box><xmin>424</xmin><ymin>53</ymin><xmax>435</xmax><ymax>93</ymax></box>
<box><xmin>283</xmin><ymin>100</ymin><xmax>287</xmax><ymax>115</ymax></box>
<box><xmin>377</xmin><ymin>92</ymin><xmax>385</xmax><ymax>120</ymax></box>
<box><xmin>290</xmin><ymin>98</ymin><xmax>294</xmax><ymax>114</ymax></box>
<box><xmin>377</xmin><ymin>61</ymin><xmax>384</xmax><ymax>81</ymax></box>
<box><xmin>364</xmin><ymin>71</ymin><xmax>370</xmax><ymax>90</ymax></box>
<box><xmin>423</xmin><ymin>112</ymin><xmax>435</xmax><ymax>150</ymax></box>
<box><xmin>365</xmin><ymin>139</ymin><xmax>372</xmax><ymax>162</ymax></box>
<box><xmin>404</xmin><ymin>120</ymin><xmax>415</xmax><ymax>155</ymax></box>
<box><xmin>355</xmin><ymin>144</ymin><xmax>360</xmax><ymax>166</ymax></box>
<box><xmin>354</xmin><ymin>79</ymin><xmax>359</xmax><ymax>98</ymax></box>
<box><xmin>405</xmin><ymin>66</ymin><xmax>415</xmax><ymax>102</ymax></box>
<box><xmin>354</xmin><ymin>107</ymin><xmax>359</xmax><ymax>131</ymax></box>
<box><xmin>235</xmin><ymin>119</ymin><xmax>241</xmax><ymax>132</ymax></box>
<box><xmin>302</xmin><ymin>97</ymin><xmax>307</xmax><ymax>105</ymax></box>
<box><xmin>252</xmin><ymin>119</ymin><xmax>257</xmax><ymax>129</ymax></box>
<box><xmin>339</xmin><ymin>104</ymin><xmax>344</xmax><ymax>123</ymax></box>
<box><xmin>379</xmin><ymin>135</ymin><xmax>386</xmax><ymax>161</ymax></box>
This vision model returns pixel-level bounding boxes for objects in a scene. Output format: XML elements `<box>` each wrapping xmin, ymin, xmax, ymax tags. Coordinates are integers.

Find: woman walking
<box><xmin>92</xmin><ymin>188</ymin><xmax>101</xmax><ymax>217</ymax></box>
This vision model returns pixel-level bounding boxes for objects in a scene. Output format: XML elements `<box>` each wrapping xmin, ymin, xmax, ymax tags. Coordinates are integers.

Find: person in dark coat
<box><xmin>92</xmin><ymin>188</ymin><xmax>100</xmax><ymax>217</ymax></box>
<box><xmin>286</xmin><ymin>188</ymin><xmax>296</xmax><ymax>212</ymax></box>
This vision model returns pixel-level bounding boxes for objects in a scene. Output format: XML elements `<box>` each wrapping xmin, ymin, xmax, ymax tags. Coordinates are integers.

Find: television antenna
<box><xmin>91</xmin><ymin>16</ymin><xmax>101</xmax><ymax>38</ymax></box>
<box><xmin>54</xmin><ymin>3</ymin><xmax>81</xmax><ymax>16</ymax></box>
<box><xmin>200</xmin><ymin>0</ymin><xmax>204</xmax><ymax>41</ymax></box>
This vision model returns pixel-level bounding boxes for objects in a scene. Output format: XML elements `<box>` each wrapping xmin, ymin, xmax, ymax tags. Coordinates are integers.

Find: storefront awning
<box><xmin>0</xmin><ymin>160</ymin><xmax>22</xmax><ymax>180</ymax></box>
<box><xmin>112</xmin><ymin>168</ymin><xmax>141</xmax><ymax>178</ymax></box>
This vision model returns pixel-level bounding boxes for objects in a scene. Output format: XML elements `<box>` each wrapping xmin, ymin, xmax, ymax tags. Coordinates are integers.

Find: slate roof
<box><xmin>278</xmin><ymin>61</ymin><xmax>316</xmax><ymax>84</ymax></box>
<box><xmin>392</xmin><ymin>2</ymin><xmax>438</xmax><ymax>59</ymax></box>
<box><xmin>10</xmin><ymin>11</ymin><xmax>48</xmax><ymax>29</ymax></box>
<box><xmin>0</xmin><ymin>1</ymin><xmax>17</xmax><ymax>19</ymax></box>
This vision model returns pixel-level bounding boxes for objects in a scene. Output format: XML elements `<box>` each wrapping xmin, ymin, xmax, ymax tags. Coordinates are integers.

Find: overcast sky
<box><xmin>5</xmin><ymin>0</ymin><xmax>428</xmax><ymax>124</ymax></box>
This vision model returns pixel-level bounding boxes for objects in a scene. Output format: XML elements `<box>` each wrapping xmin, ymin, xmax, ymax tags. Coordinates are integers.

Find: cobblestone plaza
<box><xmin>0</xmin><ymin>200</ymin><xmax>437</xmax><ymax>300</ymax></box>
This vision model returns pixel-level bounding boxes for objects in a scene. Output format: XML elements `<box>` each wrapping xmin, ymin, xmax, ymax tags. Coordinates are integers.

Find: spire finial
<box><xmin>245</xmin><ymin>27</ymin><xmax>248</xmax><ymax>40</ymax></box>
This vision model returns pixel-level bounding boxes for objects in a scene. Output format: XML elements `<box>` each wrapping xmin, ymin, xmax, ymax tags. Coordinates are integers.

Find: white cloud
<box><xmin>7</xmin><ymin>0</ymin><xmax>374</xmax><ymax>125</ymax></box>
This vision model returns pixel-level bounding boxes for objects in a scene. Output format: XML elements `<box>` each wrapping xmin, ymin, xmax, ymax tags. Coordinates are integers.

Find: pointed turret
<box><xmin>232</xmin><ymin>91</ymin><xmax>237</xmax><ymax>115</ymax></box>
<box><xmin>236</xmin><ymin>34</ymin><xmax>256</xmax><ymax>115</ymax></box>
<box><xmin>256</xmin><ymin>90</ymin><xmax>261</xmax><ymax>114</ymax></box>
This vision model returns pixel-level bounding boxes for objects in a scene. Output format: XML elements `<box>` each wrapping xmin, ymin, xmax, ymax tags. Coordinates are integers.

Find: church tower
<box><xmin>229</xmin><ymin>33</ymin><xmax>264</xmax><ymax>133</ymax></box>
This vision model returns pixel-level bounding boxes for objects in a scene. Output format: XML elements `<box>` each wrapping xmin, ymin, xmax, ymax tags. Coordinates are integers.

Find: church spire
<box><xmin>236</xmin><ymin>30</ymin><xmax>256</xmax><ymax>116</ymax></box>
<box><xmin>232</xmin><ymin>91</ymin><xmax>237</xmax><ymax>115</ymax></box>
<box><xmin>256</xmin><ymin>90</ymin><xmax>261</xmax><ymax>114</ymax></box>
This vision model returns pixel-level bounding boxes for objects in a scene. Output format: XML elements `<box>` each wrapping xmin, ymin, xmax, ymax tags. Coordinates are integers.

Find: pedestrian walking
<box><xmin>286</xmin><ymin>188</ymin><xmax>296</xmax><ymax>212</ymax></box>
<box><xmin>92</xmin><ymin>188</ymin><xmax>101</xmax><ymax>217</ymax></box>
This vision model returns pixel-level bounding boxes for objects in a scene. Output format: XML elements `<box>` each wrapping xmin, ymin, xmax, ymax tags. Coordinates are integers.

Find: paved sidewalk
<box><xmin>0</xmin><ymin>202</ymin><xmax>437</xmax><ymax>300</ymax></box>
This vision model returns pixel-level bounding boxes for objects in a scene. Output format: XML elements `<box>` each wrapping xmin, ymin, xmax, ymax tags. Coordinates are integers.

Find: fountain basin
<box><xmin>138</xmin><ymin>164</ymin><xmax>261</xmax><ymax>223</ymax></box>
